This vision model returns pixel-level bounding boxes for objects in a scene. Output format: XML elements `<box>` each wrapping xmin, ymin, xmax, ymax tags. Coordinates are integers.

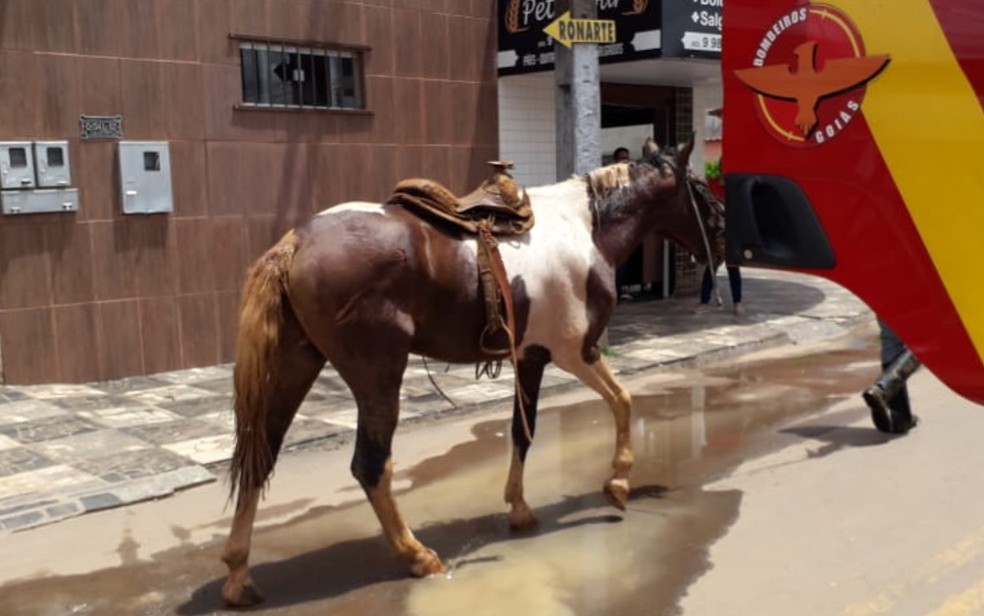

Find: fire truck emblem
<box><xmin>735</xmin><ymin>4</ymin><xmax>889</xmax><ymax>147</ymax></box>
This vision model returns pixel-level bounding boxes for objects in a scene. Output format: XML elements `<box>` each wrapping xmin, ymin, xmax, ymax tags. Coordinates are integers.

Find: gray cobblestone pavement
<box><xmin>0</xmin><ymin>268</ymin><xmax>870</xmax><ymax>532</ymax></box>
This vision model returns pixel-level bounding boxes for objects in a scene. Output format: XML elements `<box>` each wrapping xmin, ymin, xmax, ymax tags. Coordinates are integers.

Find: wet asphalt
<box><xmin>0</xmin><ymin>267</ymin><xmax>870</xmax><ymax>533</ymax></box>
<box><xmin>0</xmin><ymin>330</ymin><xmax>882</xmax><ymax>616</ymax></box>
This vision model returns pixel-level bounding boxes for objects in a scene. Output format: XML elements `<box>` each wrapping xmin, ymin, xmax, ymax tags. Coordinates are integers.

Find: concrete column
<box><xmin>554</xmin><ymin>0</ymin><xmax>601</xmax><ymax>180</ymax></box>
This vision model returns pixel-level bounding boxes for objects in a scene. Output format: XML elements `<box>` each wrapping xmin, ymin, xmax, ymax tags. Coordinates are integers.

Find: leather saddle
<box><xmin>386</xmin><ymin>162</ymin><xmax>536</xmax><ymax>442</ymax></box>
<box><xmin>388</xmin><ymin>161</ymin><xmax>534</xmax><ymax>236</ymax></box>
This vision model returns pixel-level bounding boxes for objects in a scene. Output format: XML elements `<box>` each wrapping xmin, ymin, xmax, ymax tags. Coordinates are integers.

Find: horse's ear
<box><xmin>642</xmin><ymin>137</ymin><xmax>660</xmax><ymax>161</ymax></box>
<box><xmin>674</xmin><ymin>131</ymin><xmax>696</xmax><ymax>173</ymax></box>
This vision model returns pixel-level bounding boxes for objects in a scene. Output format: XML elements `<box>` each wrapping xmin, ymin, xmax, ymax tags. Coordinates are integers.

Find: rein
<box><xmin>685</xmin><ymin>176</ymin><xmax>723</xmax><ymax>305</ymax></box>
<box><xmin>639</xmin><ymin>155</ymin><xmax>723</xmax><ymax>301</ymax></box>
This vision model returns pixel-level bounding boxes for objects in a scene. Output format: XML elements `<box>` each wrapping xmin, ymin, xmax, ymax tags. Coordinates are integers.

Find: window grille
<box><xmin>238</xmin><ymin>41</ymin><xmax>364</xmax><ymax>110</ymax></box>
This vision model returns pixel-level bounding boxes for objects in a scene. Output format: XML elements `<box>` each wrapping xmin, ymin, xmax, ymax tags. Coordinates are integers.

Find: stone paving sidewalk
<box><xmin>0</xmin><ymin>268</ymin><xmax>871</xmax><ymax>532</ymax></box>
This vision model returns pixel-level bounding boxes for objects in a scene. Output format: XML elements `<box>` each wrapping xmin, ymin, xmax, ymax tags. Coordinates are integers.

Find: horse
<box><xmin>220</xmin><ymin>137</ymin><xmax>724</xmax><ymax>606</ymax></box>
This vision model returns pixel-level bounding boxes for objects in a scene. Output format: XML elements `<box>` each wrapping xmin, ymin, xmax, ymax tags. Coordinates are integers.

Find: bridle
<box><xmin>640</xmin><ymin>152</ymin><xmax>726</xmax><ymax>303</ymax></box>
<box><xmin>641</xmin><ymin>153</ymin><xmax>724</xmax><ymax>256</ymax></box>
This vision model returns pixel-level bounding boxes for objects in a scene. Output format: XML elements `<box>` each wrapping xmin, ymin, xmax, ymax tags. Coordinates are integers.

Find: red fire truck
<box><xmin>722</xmin><ymin>0</ymin><xmax>984</xmax><ymax>405</ymax></box>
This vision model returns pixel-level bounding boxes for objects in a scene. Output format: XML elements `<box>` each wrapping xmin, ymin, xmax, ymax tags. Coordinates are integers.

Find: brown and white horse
<box><xmin>221</xmin><ymin>138</ymin><xmax>723</xmax><ymax>605</ymax></box>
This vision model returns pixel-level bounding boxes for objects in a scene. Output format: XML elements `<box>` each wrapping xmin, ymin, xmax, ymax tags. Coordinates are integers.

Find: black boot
<box><xmin>863</xmin><ymin>387</ymin><xmax>894</xmax><ymax>433</ymax></box>
<box><xmin>863</xmin><ymin>384</ymin><xmax>918</xmax><ymax>435</ymax></box>
<box><xmin>886</xmin><ymin>386</ymin><xmax>918</xmax><ymax>434</ymax></box>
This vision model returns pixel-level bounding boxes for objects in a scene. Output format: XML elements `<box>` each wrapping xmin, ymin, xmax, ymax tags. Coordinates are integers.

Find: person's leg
<box><xmin>615</xmin><ymin>265</ymin><xmax>630</xmax><ymax>301</ymax></box>
<box><xmin>694</xmin><ymin>266</ymin><xmax>713</xmax><ymax>313</ymax></box>
<box><xmin>879</xmin><ymin>320</ymin><xmax>915</xmax><ymax>426</ymax></box>
<box><xmin>727</xmin><ymin>265</ymin><xmax>743</xmax><ymax>314</ymax></box>
<box><xmin>700</xmin><ymin>267</ymin><xmax>713</xmax><ymax>304</ymax></box>
<box><xmin>866</xmin><ymin>318</ymin><xmax>918</xmax><ymax>434</ymax></box>
<box><xmin>879</xmin><ymin>319</ymin><xmax>905</xmax><ymax>368</ymax></box>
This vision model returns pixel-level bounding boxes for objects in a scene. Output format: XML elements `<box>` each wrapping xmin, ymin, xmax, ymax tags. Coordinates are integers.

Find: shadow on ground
<box><xmin>177</xmin><ymin>485</ymin><xmax>670</xmax><ymax>614</ymax></box>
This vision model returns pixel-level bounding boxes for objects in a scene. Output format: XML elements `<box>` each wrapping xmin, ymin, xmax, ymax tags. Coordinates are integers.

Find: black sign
<box><xmin>662</xmin><ymin>0</ymin><xmax>722</xmax><ymax>58</ymax></box>
<box><xmin>79</xmin><ymin>115</ymin><xmax>124</xmax><ymax>140</ymax></box>
<box><xmin>498</xmin><ymin>0</ymin><xmax>663</xmax><ymax>76</ymax></box>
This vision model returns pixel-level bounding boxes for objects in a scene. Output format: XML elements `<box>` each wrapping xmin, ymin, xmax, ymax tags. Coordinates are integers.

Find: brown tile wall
<box><xmin>0</xmin><ymin>0</ymin><xmax>498</xmax><ymax>384</ymax></box>
<box><xmin>672</xmin><ymin>87</ymin><xmax>702</xmax><ymax>298</ymax></box>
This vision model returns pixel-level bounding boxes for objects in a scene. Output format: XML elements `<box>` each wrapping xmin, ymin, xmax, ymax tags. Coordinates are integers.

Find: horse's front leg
<box><xmin>350</xmin><ymin>385</ymin><xmax>445</xmax><ymax>577</ymax></box>
<box><xmin>504</xmin><ymin>353</ymin><xmax>548</xmax><ymax>530</ymax></box>
<box><xmin>560</xmin><ymin>353</ymin><xmax>634</xmax><ymax>510</ymax></box>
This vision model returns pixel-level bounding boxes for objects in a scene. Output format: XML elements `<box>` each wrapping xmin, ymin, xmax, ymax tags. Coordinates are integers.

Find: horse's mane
<box><xmin>585</xmin><ymin>163</ymin><xmax>632</xmax><ymax>200</ymax></box>
<box><xmin>584</xmin><ymin>160</ymin><xmax>676</xmax><ymax>224</ymax></box>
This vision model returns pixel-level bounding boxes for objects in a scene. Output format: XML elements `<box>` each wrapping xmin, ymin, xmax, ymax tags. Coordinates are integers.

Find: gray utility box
<box><xmin>1</xmin><ymin>188</ymin><xmax>79</xmax><ymax>215</ymax></box>
<box><xmin>119</xmin><ymin>141</ymin><xmax>173</xmax><ymax>214</ymax></box>
<box><xmin>34</xmin><ymin>141</ymin><xmax>72</xmax><ymax>188</ymax></box>
<box><xmin>0</xmin><ymin>141</ymin><xmax>37</xmax><ymax>189</ymax></box>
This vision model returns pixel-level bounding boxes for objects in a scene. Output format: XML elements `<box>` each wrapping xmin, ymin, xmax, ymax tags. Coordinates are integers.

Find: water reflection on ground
<box><xmin>1</xmin><ymin>341</ymin><xmax>880</xmax><ymax>616</ymax></box>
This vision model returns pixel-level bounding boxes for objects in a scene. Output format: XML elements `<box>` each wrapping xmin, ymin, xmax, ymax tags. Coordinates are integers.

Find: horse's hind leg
<box><xmin>343</xmin><ymin>350</ymin><xmax>446</xmax><ymax>577</ymax></box>
<box><xmin>558</xmin><ymin>354</ymin><xmax>634</xmax><ymax>510</ymax></box>
<box><xmin>504</xmin><ymin>353</ymin><xmax>548</xmax><ymax>530</ymax></box>
<box><xmin>222</xmin><ymin>334</ymin><xmax>325</xmax><ymax>606</ymax></box>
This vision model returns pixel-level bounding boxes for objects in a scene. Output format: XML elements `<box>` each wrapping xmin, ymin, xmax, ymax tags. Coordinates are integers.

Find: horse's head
<box><xmin>586</xmin><ymin>135</ymin><xmax>725</xmax><ymax>269</ymax></box>
<box><xmin>649</xmin><ymin>136</ymin><xmax>726</xmax><ymax>267</ymax></box>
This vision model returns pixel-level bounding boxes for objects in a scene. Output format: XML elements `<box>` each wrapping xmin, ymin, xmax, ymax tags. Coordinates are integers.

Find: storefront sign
<box><xmin>662</xmin><ymin>0</ymin><xmax>723</xmax><ymax>58</ymax></box>
<box><xmin>543</xmin><ymin>11</ymin><xmax>617</xmax><ymax>48</ymax></box>
<box><xmin>498</xmin><ymin>0</ymin><xmax>662</xmax><ymax>75</ymax></box>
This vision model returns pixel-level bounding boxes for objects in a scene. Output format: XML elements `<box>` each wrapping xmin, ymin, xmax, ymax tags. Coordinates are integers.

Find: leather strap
<box><xmin>477</xmin><ymin>220</ymin><xmax>533</xmax><ymax>443</ymax></box>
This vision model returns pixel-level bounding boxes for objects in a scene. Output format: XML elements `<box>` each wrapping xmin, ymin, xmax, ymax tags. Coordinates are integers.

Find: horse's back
<box><xmin>291</xmin><ymin>202</ymin><xmax>436</xmax><ymax>300</ymax></box>
<box><xmin>299</xmin><ymin>201</ymin><xmax>475</xmax><ymax>279</ymax></box>
<box><xmin>286</xmin><ymin>201</ymin><xmax>495</xmax><ymax>360</ymax></box>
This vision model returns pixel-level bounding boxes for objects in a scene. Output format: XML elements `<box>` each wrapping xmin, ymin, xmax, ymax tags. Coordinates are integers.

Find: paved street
<box><xmin>0</xmin><ymin>267</ymin><xmax>870</xmax><ymax>532</ymax></box>
<box><xmin>679</xmin><ymin>366</ymin><xmax>984</xmax><ymax>616</ymax></box>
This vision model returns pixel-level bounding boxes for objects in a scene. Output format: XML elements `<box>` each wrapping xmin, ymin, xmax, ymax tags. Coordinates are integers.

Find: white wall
<box><xmin>497</xmin><ymin>73</ymin><xmax>557</xmax><ymax>187</ymax></box>
<box><xmin>692</xmin><ymin>81</ymin><xmax>723</xmax><ymax>179</ymax></box>
<box><xmin>601</xmin><ymin>125</ymin><xmax>657</xmax><ymax>163</ymax></box>
<box><xmin>499</xmin><ymin>74</ymin><xmax>722</xmax><ymax>184</ymax></box>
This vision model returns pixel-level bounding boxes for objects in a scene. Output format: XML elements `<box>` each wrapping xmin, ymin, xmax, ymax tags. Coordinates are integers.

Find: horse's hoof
<box><xmin>509</xmin><ymin>506</ymin><xmax>540</xmax><ymax>531</ymax></box>
<box><xmin>604</xmin><ymin>479</ymin><xmax>630</xmax><ymax>511</ymax></box>
<box><xmin>222</xmin><ymin>574</ymin><xmax>264</xmax><ymax>607</ymax></box>
<box><xmin>409</xmin><ymin>548</ymin><xmax>446</xmax><ymax>577</ymax></box>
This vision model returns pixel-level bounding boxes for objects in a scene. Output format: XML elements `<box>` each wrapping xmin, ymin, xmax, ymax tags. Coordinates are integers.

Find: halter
<box><xmin>641</xmin><ymin>152</ymin><xmax>726</xmax><ymax>304</ymax></box>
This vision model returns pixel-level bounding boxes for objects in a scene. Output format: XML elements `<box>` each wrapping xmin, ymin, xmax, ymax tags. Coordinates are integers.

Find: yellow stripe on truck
<box><xmin>833</xmin><ymin>0</ymin><xmax>984</xmax><ymax>364</ymax></box>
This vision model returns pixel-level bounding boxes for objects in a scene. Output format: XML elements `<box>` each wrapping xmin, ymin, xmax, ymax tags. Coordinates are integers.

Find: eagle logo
<box><xmin>735</xmin><ymin>4</ymin><xmax>890</xmax><ymax>147</ymax></box>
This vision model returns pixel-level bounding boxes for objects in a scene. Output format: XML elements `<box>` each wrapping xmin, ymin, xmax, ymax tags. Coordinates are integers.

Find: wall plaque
<box><xmin>80</xmin><ymin>115</ymin><xmax>124</xmax><ymax>140</ymax></box>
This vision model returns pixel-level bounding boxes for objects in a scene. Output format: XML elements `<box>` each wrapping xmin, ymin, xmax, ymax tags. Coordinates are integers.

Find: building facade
<box><xmin>0</xmin><ymin>0</ymin><xmax>498</xmax><ymax>384</ymax></box>
<box><xmin>496</xmin><ymin>0</ymin><xmax>724</xmax><ymax>297</ymax></box>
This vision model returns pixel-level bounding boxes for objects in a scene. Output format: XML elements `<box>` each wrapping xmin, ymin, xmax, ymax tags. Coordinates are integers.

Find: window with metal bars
<box><xmin>239</xmin><ymin>41</ymin><xmax>363</xmax><ymax>110</ymax></box>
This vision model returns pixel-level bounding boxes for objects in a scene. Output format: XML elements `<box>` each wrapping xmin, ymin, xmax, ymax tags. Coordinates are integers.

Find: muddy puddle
<box><xmin>0</xmin><ymin>342</ymin><xmax>880</xmax><ymax>616</ymax></box>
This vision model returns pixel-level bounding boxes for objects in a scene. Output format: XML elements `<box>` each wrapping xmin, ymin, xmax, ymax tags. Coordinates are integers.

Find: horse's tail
<box><xmin>228</xmin><ymin>229</ymin><xmax>300</xmax><ymax>507</ymax></box>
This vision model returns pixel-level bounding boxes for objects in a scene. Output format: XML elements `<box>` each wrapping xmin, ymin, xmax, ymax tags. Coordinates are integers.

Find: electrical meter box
<box><xmin>0</xmin><ymin>142</ymin><xmax>37</xmax><ymax>189</ymax></box>
<box><xmin>118</xmin><ymin>141</ymin><xmax>173</xmax><ymax>214</ymax></box>
<box><xmin>1</xmin><ymin>188</ymin><xmax>79</xmax><ymax>215</ymax></box>
<box><xmin>33</xmin><ymin>141</ymin><xmax>72</xmax><ymax>188</ymax></box>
